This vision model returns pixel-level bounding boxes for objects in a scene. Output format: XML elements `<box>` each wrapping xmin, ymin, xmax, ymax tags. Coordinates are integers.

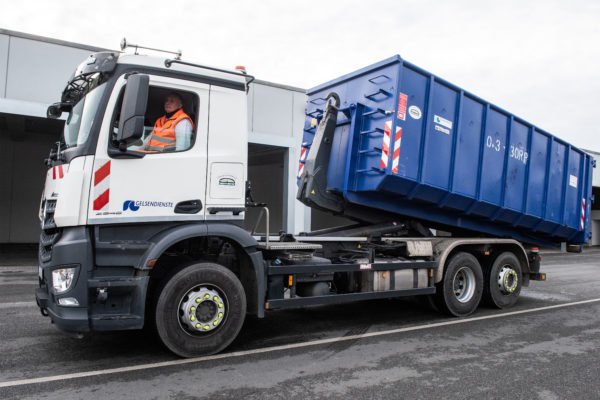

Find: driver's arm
<box><xmin>175</xmin><ymin>119</ymin><xmax>193</xmax><ymax>151</ymax></box>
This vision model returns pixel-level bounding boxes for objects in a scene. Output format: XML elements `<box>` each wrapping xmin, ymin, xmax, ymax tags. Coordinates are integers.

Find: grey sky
<box><xmin>1</xmin><ymin>0</ymin><xmax>599</xmax><ymax>149</ymax></box>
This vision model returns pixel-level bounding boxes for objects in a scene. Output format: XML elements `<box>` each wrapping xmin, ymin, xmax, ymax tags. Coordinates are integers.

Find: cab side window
<box><xmin>111</xmin><ymin>86</ymin><xmax>199</xmax><ymax>153</ymax></box>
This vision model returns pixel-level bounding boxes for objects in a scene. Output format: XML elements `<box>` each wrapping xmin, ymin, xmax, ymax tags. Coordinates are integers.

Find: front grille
<box><xmin>39</xmin><ymin>244</ymin><xmax>53</xmax><ymax>263</ymax></box>
<box><xmin>39</xmin><ymin>199</ymin><xmax>61</xmax><ymax>263</ymax></box>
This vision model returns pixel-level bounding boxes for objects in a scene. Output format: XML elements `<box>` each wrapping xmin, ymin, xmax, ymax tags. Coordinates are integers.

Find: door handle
<box><xmin>174</xmin><ymin>199</ymin><xmax>202</xmax><ymax>214</ymax></box>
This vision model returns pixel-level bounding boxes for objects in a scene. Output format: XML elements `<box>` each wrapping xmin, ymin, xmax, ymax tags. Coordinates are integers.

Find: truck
<box><xmin>36</xmin><ymin>46</ymin><xmax>594</xmax><ymax>357</ymax></box>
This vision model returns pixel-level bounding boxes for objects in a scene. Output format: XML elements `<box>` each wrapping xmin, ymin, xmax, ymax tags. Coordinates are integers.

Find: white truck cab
<box><xmin>43</xmin><ymin>52</ymin><xmax>249</xmax><ymax>229</ymax></box>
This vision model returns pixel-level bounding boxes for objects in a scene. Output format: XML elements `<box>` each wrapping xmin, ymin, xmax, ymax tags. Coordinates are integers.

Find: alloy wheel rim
<box><xmin>453</xmin><ymin>266</ymin><xmax>476</xmax><ymax>303</ymax></box>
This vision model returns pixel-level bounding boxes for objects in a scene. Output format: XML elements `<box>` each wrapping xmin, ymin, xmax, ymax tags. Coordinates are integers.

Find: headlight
<box><xmin>52</xmin><ymin>267</ymin><xmax>77</xmax><ymax>293</ymax></box>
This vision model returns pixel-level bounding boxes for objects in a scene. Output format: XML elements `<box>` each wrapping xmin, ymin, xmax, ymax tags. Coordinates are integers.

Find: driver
<box><xmin>144</xmin><ymin>93</ymin><xmax>194</xmax><ymax>152</ymax></box>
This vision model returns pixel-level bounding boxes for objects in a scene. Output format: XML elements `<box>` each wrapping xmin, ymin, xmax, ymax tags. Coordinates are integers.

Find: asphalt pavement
<box><xmin>0</xmin><ymin>249</ymin><xmax>599</xmax><ymax>399</ymax></box>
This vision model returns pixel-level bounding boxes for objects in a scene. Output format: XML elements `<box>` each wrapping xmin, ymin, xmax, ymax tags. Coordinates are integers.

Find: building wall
<box><xmin>247</xmin><ymin>80</ymin><xmax>309</xmax><ymax>235</ymax></box>
<box><xmin>3</xmin><ymin>37</ymin><xmax>95</xmax><ymax>103</ymax></box>
<box><xmin>591</xmin><ymin>210</ymin><xmax>600</xmax><ymax>246</ymax></box>
<box><xmin>586</xmin><ymin>150</ymin><xmax>600</xmax><ymax>188</ymax></box>
<box><xmin>0</xmin><ymin>114</ymin><xmax>64</xmax><ymax>242</ymax></box>
<box><xmin>0</xmin><ymin>34</ymin><xmax>8</xmax><ymax>98</ymax></box>
<box><xmin>0</xmin><ymin>30</ymin><xmax>103</xmax><ymax>118</ymax></box>
<box><xmin>245</xmin><ymin>147</ymin><xmax>286</xmax><ymax>234</ymax></box>
<box><xmin>0</xmin><ymin>31</ymin><xmax>107</xmax><ymax>243</ymax></box>
<box><xmin>0</xmin><ymin>119</ymin><xmax>12</xmax><ymax>242</ymax></box>
<box><xmin>585</xmin><ymin>150</ymin><xmax>600</xmax><ymax>246</ymax></box>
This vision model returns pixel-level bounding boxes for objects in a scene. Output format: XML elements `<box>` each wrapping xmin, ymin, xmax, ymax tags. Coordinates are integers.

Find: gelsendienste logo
<box><xmin>123</xmin><ymin>200</ymin><xmax>173</xmax><ymax>212</ymax></box>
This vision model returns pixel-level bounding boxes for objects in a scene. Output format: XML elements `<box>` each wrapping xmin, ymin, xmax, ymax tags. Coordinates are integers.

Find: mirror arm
<box><xmin>107</xmin><ymin>146</ymin><xmax>146</xmax><ymax>159</ymax></box>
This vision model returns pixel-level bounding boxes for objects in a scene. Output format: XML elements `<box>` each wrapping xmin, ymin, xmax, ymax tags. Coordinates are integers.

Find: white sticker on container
<box><xmin>433</xmin><ymin>115</ymin><xmax>453</xmax><ymax>130</ymax></box>
<box><xmin>397</xmin><ymin>93</ymin><xmax>408</xmax><ymax>121</ymax></box>
<box><xmin>408</xmin><ymin>105</ymin><xmax>422</xmax><ymax>120</ymax></box>
<box><xmin>434</xmin><ymin>125</ymin><xmax>450</xmax><ymax>135</ymax></box>
<box><xmin>569</xmin><ymin>175</ymin><xmax>578</xmax><ymax>188</ymax></box>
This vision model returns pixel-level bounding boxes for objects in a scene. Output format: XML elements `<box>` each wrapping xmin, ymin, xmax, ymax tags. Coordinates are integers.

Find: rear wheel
<box><xmin>483</xmin><ymin>252</ymin><xmax>522</xmax><ymax>309</ymax></box>
<box><xmin>434</xmin><ymin>252</ymin><xmax>483</xmax><ymax>317</ymax></box>
<box><xmin>155</xmin><ymin>262</ymin><xmax>246</xmax><ymax>357</ymax></box>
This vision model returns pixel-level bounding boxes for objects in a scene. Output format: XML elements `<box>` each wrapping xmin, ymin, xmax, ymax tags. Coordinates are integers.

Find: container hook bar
<box><xmin>297</xmin><ymin>93</ymin><xmax>345</xmax><ymax>214</ymax></box>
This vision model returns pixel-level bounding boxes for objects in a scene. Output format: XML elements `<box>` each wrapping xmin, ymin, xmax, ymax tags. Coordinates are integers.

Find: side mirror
<box><xmin>47</xmin><ymin>102</ymin><xmax>72</xmax><ymax>119</ymax></box>
<box><xmin>117</xmin><ymin>74</ymin><xmax>149</xmax><ymax>146</ymax></box>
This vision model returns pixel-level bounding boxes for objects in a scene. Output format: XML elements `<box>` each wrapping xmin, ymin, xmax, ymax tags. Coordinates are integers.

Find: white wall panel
<box><xmin>0</xmin><ymin>34</ymin><xmax>9</xmax><ymax>98</ymax></box>
<box><xmin>0</xmin><ymin>98</ymin><xmax>49</xmax><ymax>118</ymax></box>
<box><xmin>291</xmin><ymin>91</ymin><xmax>307</xmax><ymax>140</ymax></box>
<box><xmin>584</xmin><ymin>150</ymin><xmax>599</xmax><ymax>187</ymax></box>
<box><xmin>290</xmin><ymin>91</ymin><xmax>309</xmax><ymax>233</ymax></box>
<box><xmin>6</xmin><ymin>37</ymin><xmax>92</xmax><ymax>104</ymax></box>
<box><xmin>248</xmin><ymin>83</ymin><xmax>307</xmax><ymax>234</ymax></box>
<box><xmin>252</xmin><ymin>84</ymin><xmax>293</xmax><ymax>136</ymax></box>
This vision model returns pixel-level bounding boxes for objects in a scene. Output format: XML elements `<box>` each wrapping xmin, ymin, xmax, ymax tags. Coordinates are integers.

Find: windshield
<box><xmin>62</xmin><ymin>82</ymin><xmax>107</xmax><ymax>148</ymax></box>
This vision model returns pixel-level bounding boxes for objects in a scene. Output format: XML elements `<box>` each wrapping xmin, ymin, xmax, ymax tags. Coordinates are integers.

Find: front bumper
<box><xmin>36</xmin><ymin>286</ymin><xmax>90</xmax><ymax>334</ymax></box>
<box><xmin>37</xmin><ymin>226</ymin><xmax>92</xmax><ymax>334</ymax></box>
<box><xmin>37</xmin><ymin>226</ymin><xmax>149</xmax><ymax>334</ymax></box>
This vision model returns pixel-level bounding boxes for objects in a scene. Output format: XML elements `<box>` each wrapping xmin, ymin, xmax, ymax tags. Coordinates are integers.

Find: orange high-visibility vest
<box><xmin>146</xmin><ymin>108</ymin><xmax>193</xmax><ymax>152</ymax></box>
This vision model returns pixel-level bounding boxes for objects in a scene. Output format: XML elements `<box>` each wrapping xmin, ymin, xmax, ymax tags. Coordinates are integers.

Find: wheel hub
<box><xmin>497</xmin><ymin>266</ymin><xmax>519</xmax><ymax>294</ymax></box>
<box><xmin>180</xmin><ymin>287</ymin><xmax>226</xmax><ymax>332</ymax></box>
<box><xmin>453</xmin><ymin>266</ymin><xmax>476</xmax><ymax>303</ymax></box>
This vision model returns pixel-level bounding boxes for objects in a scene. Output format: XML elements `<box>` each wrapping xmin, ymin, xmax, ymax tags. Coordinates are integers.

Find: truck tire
<box><xmin>155</xmin><ymin>262</ymin><xmax>246</xmax><ymax>357</ymax></box>
<box><xmin>434</xmin><ymin>252</ymin><xmax>483</xmax><ymax>317</ymax></box>
<box><xmin>483</xmin><ymin>252</ymin><xmax>522</xmax><ymax>309</ymax></box>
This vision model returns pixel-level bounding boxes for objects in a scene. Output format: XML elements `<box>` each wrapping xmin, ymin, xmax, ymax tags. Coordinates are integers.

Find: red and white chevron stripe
<box><xmin>380</xmin><ymin>121</ymin><xmax>392</xmax><ymax>169</ymax></box>
<box><xmin>580</xmin><ymin>198</ymin><xmax>586</xmax><ymax>231</ymax></box>
<box><xmin>93</xmin><ymin>161</ymin><xmax>111</xmax><ymax>211</ymax></box>
<box><xmin>391</xmin><ymin>126</ymin><xmax>402</xmax><ymax>174</ymax></box>
<box><xmin>297</xmin><ymin>146</ymin><xmax>308</xmax><ymax>178</ymax></box>
<box><xmin>52</xmin><ymin>165</ymin><xmax>64</xmax><ymax>180</ymax></box>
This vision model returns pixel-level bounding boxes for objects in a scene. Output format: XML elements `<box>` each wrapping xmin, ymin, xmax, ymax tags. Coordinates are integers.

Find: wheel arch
<box><xmin>434</xmin><ymin>239</ymin><xmax>529</xmax><ymax>284</ymax></box>
<box><xmin>141</xmin><ymin>223</ymin><xmax>266</xmax><ymax>317</ymax></box>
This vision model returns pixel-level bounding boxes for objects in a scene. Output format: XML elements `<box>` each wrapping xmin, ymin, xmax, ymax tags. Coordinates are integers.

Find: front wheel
<box><xmin>482</xmin><ymin>252</ymin><xmax>522</xmax><ymax>309</ymax></box>
<box><xmin>434</xmin><ymin>252</ymin><xmax>483</xmax><ymax>317</ymax></box>
<box><xmin>155</xmin><ymin>262</ymin><xmax>246</xmax><ymax>357</ymax></box>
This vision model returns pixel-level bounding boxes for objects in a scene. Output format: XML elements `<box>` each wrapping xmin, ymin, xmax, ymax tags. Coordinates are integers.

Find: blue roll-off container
<box><xmin>300</xmin><ymin>55</ymin><xmax>594</xmax><ymax>246</ymax></box>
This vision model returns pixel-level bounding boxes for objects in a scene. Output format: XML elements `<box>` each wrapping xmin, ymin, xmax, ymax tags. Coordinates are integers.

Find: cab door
<box><xmin>88</xmin><ymin>74</ymin><xmax>210</xmax><ymax>225</ymax></box>
<box><xmin>204</xmin><ymin>84</ymin><xmax>248</xmax><ymax>222</ymax></box>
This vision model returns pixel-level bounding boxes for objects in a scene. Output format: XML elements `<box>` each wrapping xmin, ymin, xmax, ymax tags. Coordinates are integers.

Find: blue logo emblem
<box><xmin>123</xmin><ymin>200</ymin><xmax>140</xmax><ymax>211</ymax></box>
